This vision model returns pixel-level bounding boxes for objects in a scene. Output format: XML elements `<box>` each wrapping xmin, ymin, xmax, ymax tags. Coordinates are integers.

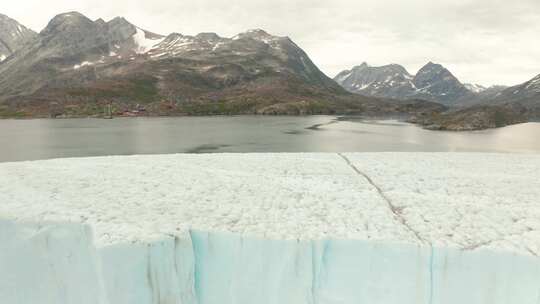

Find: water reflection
<box><xmin>0</xmin><ymin>116</ymin><xmax>539</xmax><ymax>162</ymax></box>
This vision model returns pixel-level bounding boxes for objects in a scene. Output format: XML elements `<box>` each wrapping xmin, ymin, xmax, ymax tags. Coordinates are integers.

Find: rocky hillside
<box><xmin>334</xmin><ymin>61</ymin><xmax>540</xmax><ymax>130</ymax></box>
<box><xmin>0</xmin><ymin>12</ymin><xmax>443</xmax><ymax>119</ymax></box>
<box><xmin>335</xmin><ymin>62</ymin><xmax>471</xmax><ymax>106</ymax></box>
<box><xmin>333</xmin><ymin>63</ymin><xmax>416</xmax><ymax>99</ymax></box>
<box><xmin>412</xmin><ymin>62</ymin><xmax>470</xmax><ymax>105</ymax></box>
<box><xmin>414</xmin><ymin>74</ymin><xmax>540</xmax><ymax>131</ymax></box>
<box><xmin>491</xmin><ymin>74</ymin><xmax>540</xmax><ymax>113</ymax></box>
<box><xmin>0</xmin><ymin>14</ymin><xmax>36</xmax><ymax>62</ymax></box>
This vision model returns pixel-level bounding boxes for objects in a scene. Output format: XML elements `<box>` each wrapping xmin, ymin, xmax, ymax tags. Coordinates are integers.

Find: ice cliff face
<box><xmin>0</xmin><ymin>220</ymin><xmax>107</xmax><ymax>304</ymax></box>
<box><xmin>1</xmin><ymin>153</ymin><xmax>540</xmax><ymax>303</ymax></box>
<box><xmin>1</xmin><ymin>219</ymin><xmax>539</xmax><ymax>304</ymax></box>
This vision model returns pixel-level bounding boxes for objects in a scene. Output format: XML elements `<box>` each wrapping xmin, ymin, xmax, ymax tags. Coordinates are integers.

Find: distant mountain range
<box><xmin>0</xmin><ymin>11</ymin><xmax>538</xmax><ymax>130</ymax></box>
<box><xmin>334</xmin><ymin>62</ymin><xmax>508</xmax><ymax>106</ymax></box>
<box><xmin>420</xmin><ymin>73</ymin><xmax>540</xmax><ymax>131</ymax></box>
<box><xmin>335</xmin><ymin>61</ymin><xmax>540</xmax><ymax>130</ymax></box>
<box><xmin>0</xmin><ymin>12</ymin><xmax>441</xmax><ymax>118</ymax></box>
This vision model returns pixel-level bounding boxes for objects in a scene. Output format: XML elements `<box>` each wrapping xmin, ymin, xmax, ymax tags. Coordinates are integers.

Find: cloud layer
<box><xmin>4</xmin><ymin>0</ymin><xmax>540</xmax><ymax>86</ymax></box>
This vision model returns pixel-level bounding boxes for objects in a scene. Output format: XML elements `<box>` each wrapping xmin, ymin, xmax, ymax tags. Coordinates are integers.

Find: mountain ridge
<box><xmin>413</xmin><ymin>73</ymin><xmax>540</xmax><ymax>130</ymax></box>
<box><xmin>0</xmin><ymin>12</ymin><xmax>442</xmax><ymax>119</ymax></box>
<box><xmin>0</xmin><ymin>13</ymin><xmax>37</xmax><ymax>62</ymax></box>
<box><xmin>3</xmin><ymin>11</ymin><xmax>537</xmax><ymax>131</ymax></box>
<box><xmin>334</xmin><ymin>61</ymin><xmax>472</xmax><ymax>106</ymax></box>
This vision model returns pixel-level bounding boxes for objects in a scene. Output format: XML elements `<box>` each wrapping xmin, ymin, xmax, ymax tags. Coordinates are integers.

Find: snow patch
<box><xmin>73</xmin><ymin>61</ymin><xmax>93</xmax><ymax>69</ymax></box>
<box><xmin>335</xmin><ymin>71</ymin><xmax>352</xmax><ymax>83</ymax></box>
<box><xmin>465</xmin><ymin>83</ymin><xmax>487</xmax><ymax>93</ymax></box>
<box><xmin>132</xmin><ymin>27</ymin><xmax>164</xmax><ymax>54</ymax></box>
<box><xmin>525</xmin><ymin>75</ymin><xmax>540</xmax><ymax>91</ymax></box>
<box><xmin>212</xmin><ymin>42</ymin><xmax>224</xmax><ymax>51</ymax></box>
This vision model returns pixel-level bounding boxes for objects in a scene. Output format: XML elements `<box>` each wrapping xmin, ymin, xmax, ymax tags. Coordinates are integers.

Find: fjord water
<box><xmin>1</xmin><ymin>116</ymin><xmax>539</xmax><ymax>162</ymax></box>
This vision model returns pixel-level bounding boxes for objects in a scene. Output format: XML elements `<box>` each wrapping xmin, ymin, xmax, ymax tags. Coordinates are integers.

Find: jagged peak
<box><xmin>245</xmin><ymin>29</ymin><xmax>271</xmax><ymax>36</ymax></box>
<box><xmin>350</xmin><ymin>62</ymin><xmax>411</xmax><ymax>75</ymax></box>
<box><xmin>94</xmin><ymin>18</ymin><xmax>106</xmax><ymax>26</ymax></box>
<box><xmin>42</xmin><ymin>11</ymin><xmax>94</xmax><ymax>34</ymax></box>
<box><xmin>107</xmin><ymin>16</ymin><xmax>132</xmax><ymax>26</ymax></box>
<box><xmin>106</xmin><ymin>17</ymin><xmax>164</xmax><ymax>41</ymax></box>
<box><xmin>166</xmin><ymin>32</ymin><xmax>183</xmax><ymax>38</ymax></box>
<box><xmin>196</xmin><ymin>32</ymin><xmax>221</xmax><ymax>41</ymax></box>
<box><xmin>419</xmin><ymin>61</ymin><xmax>445</xmax><ymax>71</ymax></box>
<box><xmin>162</xmin><ymin>32</ymin><xmax>191</xmax><ymax>40</ymax></box>
<box><xmin>0</xmin><ymin>13</ymin><xmax>35</xmax><ymax>34</ymax></box>
<box><xmin>355</xmin><ymin>62</ymin><xmax>369</xmax><ymax>69</ymax></box>
<box><xmin>50</xmin><ymin>11</ymin><xmax>90</xmax><ymax>23</ymax></box>
<box><xmin>0</xmin><ymin>13</ymin><xmax>19</xmax><ymax>22</ymax></box>
<box><xmin>232</xmin><ymin>28</ymin><xmax>280</xmax><ymax>41</ymax></box>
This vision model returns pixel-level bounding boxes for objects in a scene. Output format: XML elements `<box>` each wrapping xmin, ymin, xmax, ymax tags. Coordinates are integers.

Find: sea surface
<box><xmin>1</xmin><ymin>116</ymin><xmax>539</xmax><ymax>162</ymax></box>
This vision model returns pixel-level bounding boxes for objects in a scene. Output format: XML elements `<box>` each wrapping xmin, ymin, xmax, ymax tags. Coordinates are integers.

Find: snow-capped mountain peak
<box><xmin>234</xmin><ymin>29</ymin><xmax>272</xmax><ymax>39</ymax></box>
<box><xmin>335</xmin><ymin>61</ymin><xmax>470</xmax><ymax>105</ymax></box>
<box><xmin>146</xmin><ymin>32</ymin><xmax>225</xmax><ymax>58</ymax></box>
<box><xmin>334</xmin><ymin>63</ymin><xmax>416</xmax><ymax>98</ymax></box>
<box><xmin>146</xmin><ymin>28</ymin><xmax>293</xmax><ymax>61</ymax></box>
<box><xmin>0</xmin><ymin>11</ymin><xmax>345</xmax><ymax>117</ymax></box>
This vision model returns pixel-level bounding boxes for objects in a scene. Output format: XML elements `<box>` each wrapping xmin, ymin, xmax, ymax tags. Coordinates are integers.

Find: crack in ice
<box><xmin>337</xmin><ymin>153</ymin><xmax>429</xmax><ymax>245</ymax></box>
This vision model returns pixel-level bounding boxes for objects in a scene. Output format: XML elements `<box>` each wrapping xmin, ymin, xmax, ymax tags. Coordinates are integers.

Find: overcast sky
<box><xmin>4</xmin><ymin>0</ymin><xmax>540</xmax><ymax>86</ymax></box>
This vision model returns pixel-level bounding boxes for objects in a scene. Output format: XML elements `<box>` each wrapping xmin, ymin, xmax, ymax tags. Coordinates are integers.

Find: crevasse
<box><xmin>1</xmin><ymin>220</ymin><xmax>540</xmax><ymax>304</ymax></box>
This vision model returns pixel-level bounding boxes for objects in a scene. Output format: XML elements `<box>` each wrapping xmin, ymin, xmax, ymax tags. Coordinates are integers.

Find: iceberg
<box><xmin>1</xmin><ymin>153</ymin><xmax>540</xmax><ymax>303</ymax></box>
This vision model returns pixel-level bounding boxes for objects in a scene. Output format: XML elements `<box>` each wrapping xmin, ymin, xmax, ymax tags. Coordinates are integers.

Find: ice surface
<box><xmin>1</xmin><ymin>153</ymin><xmax>539</xmax><ymax>255</ymax></box>
<box><xmin>1</xmin><ymin>153</ymin><xmax>540</xmax><ymax>304</ymax></box>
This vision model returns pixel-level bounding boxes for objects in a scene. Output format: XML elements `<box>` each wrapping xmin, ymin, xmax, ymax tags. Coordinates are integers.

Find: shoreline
<box><xmin>0</xmin><ymin>113</ymin><xmax>534</xmax><ymax>131</ymax></box>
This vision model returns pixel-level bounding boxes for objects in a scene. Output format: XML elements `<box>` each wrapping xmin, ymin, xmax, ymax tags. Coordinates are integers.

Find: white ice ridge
<box><xmin>1</xmin><ymin>153</ymin><xmax>540</xmax><ymax>254</ymax></box>
<box><xmin>1</xmin><ymin>153</ymin><xmax>540</xmax><ymax>304</ymax></box>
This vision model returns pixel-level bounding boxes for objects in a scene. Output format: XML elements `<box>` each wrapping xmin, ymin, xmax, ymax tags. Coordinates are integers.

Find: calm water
<box><xmin>0</xmin><ymin>116</ymin><xmax>539</xmax><ymax>162</ymax></box>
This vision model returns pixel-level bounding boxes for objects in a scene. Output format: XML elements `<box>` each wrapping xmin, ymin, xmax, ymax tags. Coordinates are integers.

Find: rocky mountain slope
<box><xmin>491</xmin><ymin>74</ymin><xmax>540</xmax><ymax>110</ymax></box>
<box><xmin>414</xmin><ymin>75</ymin><xmax>540</xmax><ymax>130</ymax></box>
<box><xmin>335</xmin><ymin>62</ymin><xmax>471</xmax><ymax>106</ymax></box>
<box><xmin>412</xmin><ymin>62</ymin><xmax>471</xmax><ymax>105</ymax></box>
<box><xmin>334</xmin><ymin>61</ymin><xmax>540</xmax><ymax>130</ymax></box>
<box><xmin>0</xmin><ymin>14</ymin><xmax>36</xmax><ymax>62</ymax></box>
<box><xmin>0</xmin><ymin>12</ymin><xmax>444</xmax><ymax>119</ymax></box>
<box><xmin>334</xmin><ymin>62</ymin><xmax>416</xmax><ymax>99</ymax></box>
